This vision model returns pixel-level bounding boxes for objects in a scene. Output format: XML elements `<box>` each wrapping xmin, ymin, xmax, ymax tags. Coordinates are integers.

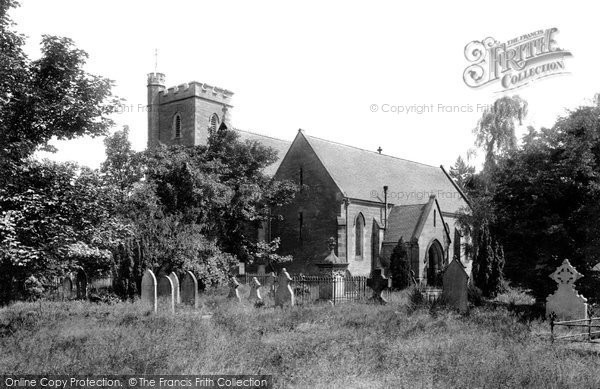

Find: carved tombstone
<box><xmin>546</xmin><ymin>259</ymin><xmax>588</xmax><ymax>320</ymax></box>
<box><xmin>157</xmin><ymin>275</ymin><xmax>175</xmax><ymax>314</ymax></box>
<box><xmin>168</xmin><ymin>272</ymin><xmax>180</xmax><ymax>304</ymax></box>
<box><xmin>367</xmin><ymin>268</ymin><xmax>391</xmax><ymax>304</ymax></box>
<box><xmin>442</xmin><ymin>259</ymin><xmax>469</xmax><ymax>314</ymax></box>
<box><xmin>274</xmin><ymin>268</ymin><xmax>295</xmax><ymax>308</ymax></box>
<box><xmin>180</xmin><ymin>271</ymin><xmax>198</xmax><ymax>308</ymax></box>
<box><xmin>75</xmin><ymin>269</ymin><xmax>88</xmax><ymax>300</ymax></box>
<box><xmin>60</xmin><ymin>276</ymin><xmax>73</xmax><ymax>301</ymax></box>
<box><xmin>248</xmin><ymin>277</ymin><xmax>263</xmax><ymax>304</ymax></box>
<box><xmin>141</xmin><ymin>269</ymin><xmax>157</xmax><ymax>313</ymax></box>
<box><xmin>228</xmin><ymin>277</ymin><xmax>242</xmax><ymax>302</ymax></box>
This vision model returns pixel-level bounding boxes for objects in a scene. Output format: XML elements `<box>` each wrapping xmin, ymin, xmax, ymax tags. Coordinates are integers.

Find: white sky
<box><xmin>13</xmin><ymin>0</ymin><xmax>600</xmax><ymax>170</ymax></box>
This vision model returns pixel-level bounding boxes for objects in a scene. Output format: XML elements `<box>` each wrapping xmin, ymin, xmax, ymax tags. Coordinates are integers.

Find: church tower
<box><xmin>146</xmin><ymin>72</ymin><xmax>234</xmax><ymax>148</ymax></box>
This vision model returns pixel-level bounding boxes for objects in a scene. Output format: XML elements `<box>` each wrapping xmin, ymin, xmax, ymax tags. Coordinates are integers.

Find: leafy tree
<box><xmin>449</xmin><ymin>156</ymin><xmax>475</xmax><ymax>193</ymax></box>
<box><xmin>474</xmin><ymin>95</ymin><xmax>527</xmax><ymax>181</ymax></box>
<box><xmin>0</xmin><ymin>161</ymin><xmax>119</xmax><ymax>302</ymax></box>
<box><xmin>0</xmin><ymin>1</ymin><xmax>119</xmax><ymax>170</ymax></box>
<box><xmin>492</xmin><ymin>100</ymin><xmax>600</xmax><ymax>301</ymax></box>
<box><xmin>472</xmin><ymin>222</ymin><xmax>504</xmax><ymax>297</ymax></box>
<box><xmin>389</xmin><ymin>237</ymin><xmax>411</xmax><ymax>290</ymax></box>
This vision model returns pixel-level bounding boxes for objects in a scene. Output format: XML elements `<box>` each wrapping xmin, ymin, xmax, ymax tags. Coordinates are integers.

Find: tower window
<box><xmin>298</xmin><ymin>211</ymin><xmax>304</xmax><ymax>244</ymax></box>
<box><xmin>173</xmin><ymin>113</ymin><xmax>182</xmax><ymax>138</ymax></box>
<box><xmin>209</xmin><ymin>113</ymin><xmax>220</xmax><ymax>132</ymax></box>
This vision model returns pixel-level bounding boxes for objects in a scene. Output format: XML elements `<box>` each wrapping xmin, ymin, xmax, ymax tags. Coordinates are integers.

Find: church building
<box><xmin>146</xmin><ymin>72</ymin><xmax>472</xmax><ymax>285</ymax></box>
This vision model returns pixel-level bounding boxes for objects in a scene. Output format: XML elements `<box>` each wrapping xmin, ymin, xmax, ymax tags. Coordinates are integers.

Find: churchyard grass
<box><xmin>0</xmin><ymin>289</ymin><xmax>599</xmax><ymax>388</ymax></box>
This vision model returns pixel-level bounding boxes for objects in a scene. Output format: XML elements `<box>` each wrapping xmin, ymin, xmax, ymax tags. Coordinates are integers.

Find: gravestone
<box><xmin>168</xmin><ymin>272</ymin><xmax>180</xmax><ymax>304</ymax></box>
<box><xmin>546</xmin><ymin>259</ymin><xmax>588</xmax><ymax>320</ymax></box>
<box><xmin>274</xmin><ymin>268</ymin><xmax>295</xmax><ymax>308</ymax></box>
<box><xmin>592</xmin><ymin>262</ymin><xmax>600</xmax><ymax>272</ymax></box>
<box><xmin>442</xmin><ymin>259</ymin><xmax>469</xmax><ymax>313</ymax></box>
<box><xmin>262</xmin><ymin>272</ymin><xmax>276</xmax><ymax>298</ymax></box>
<box><xmin>75</xmin><ymin>269</ymin><xmax>88</xmax><ymax>300</ymax></box>
<box><xmin>141</xmin><ymin>269</ymin><xmax>157</xmax><ymax>312</ymax></box>
<box><xmin>248</xmin><ymin>277</ymin><xmax>263</xmax><ymax>304</ymax></box>
<box><xmin>157</xmin><ymin>275</ymin><xmax>175</xmax><ymax>314</ymax></box>
<box><xmin>60</xmin><ymin>276</ymin><xmax>73</xmax><ymax>300</ymax></box>
<box><xmin>367</xmin><ymin>268</ymin><xmax>391</xmax><ymax>304</ymax></box>
<box><xmin>181</xmin><ymin>271</ymin><xmax>198</xmax><ymax>308</ymax></box>
<box><xmin>228</xmin><ymin>277</ymin><xmax>242</xmax><ymax>302</ymax></box>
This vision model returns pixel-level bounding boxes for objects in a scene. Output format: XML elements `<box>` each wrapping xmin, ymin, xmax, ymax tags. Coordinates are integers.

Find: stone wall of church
<box><xmin>344</xmin><ymin>201</ymin><xmax>385</xmax><ymax>276</ymax></box>
<box><xmin>157</xmin><ymin>98</ymin><xmax>196</xmax><ymax>146</ymax></box>
<box><xmin>272</xmin><ymin>134</ymin><xmax>342</xmax><ymax>274</ymax></box>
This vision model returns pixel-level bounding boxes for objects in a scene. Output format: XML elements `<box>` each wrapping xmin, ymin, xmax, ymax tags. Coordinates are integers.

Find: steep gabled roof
<box><xmin>300</xmin><ymin>132</ymin><xmax>468</xmax><ymax>213</ymax></box>
<box><xmin>383</xmin><ymin>202</ymin><xmax>429</xmax><ymax>244</ymax></box>
<box><xmin>234</xmin><ymin>129</ymin><xmax>291</xmax><ymax>176</ymax></box>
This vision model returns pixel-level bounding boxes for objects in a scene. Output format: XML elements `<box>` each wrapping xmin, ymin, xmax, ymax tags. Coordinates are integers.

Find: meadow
<box><xmin>1</xmin><ymin>289</ymin><xmax>599</xmax><ymax>388</ymax></box>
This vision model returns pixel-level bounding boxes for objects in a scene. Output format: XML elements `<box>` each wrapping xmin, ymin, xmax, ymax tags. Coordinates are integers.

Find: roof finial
<box><xmin>377</xmin><ymin>146</ymin><xmax>382</xmax><ymax>154</ymax></box>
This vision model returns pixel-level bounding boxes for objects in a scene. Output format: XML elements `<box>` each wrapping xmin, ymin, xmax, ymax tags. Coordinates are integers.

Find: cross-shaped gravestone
<box><xmin>228</xmin><ymin>277</ymin><xmax>241</xmax><ymax>302</ymax></box>
<box><xmin>141</xmin><ymin>269</ymin><xmax>157</xmax><ymax>313</ymax></box>
<box><xmin>367</xmin><ymin>268</ymin><xmax>391</xmax><ymax>304</ymax></box>
<box><xmin>275</xmin><ymin>268</ymin><xmax>295</xmax><ymax>308</ymax></box>
<box><xmin>248</xmin><ymin>277</ymin><xmax>263</xmax><ymax>305</ymax></box>
<box><xmin>546</xmin><ymin>259</ymin><xmax>588</xmax><ymax>320</ymax></box>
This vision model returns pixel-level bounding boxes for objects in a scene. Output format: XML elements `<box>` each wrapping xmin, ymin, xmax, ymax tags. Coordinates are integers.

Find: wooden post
<box><xmin>550</xmin><ymin>313</ymin><xmax>555</xmax><ymax>343</ymax></box>
<box><xmin>588</xmin><ymin>316</ymin><xmax>592</xmax><ymax>343</ymax></box>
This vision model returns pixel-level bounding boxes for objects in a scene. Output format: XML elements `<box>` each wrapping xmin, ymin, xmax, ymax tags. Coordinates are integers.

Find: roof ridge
<box><xmin>303</xmin><ymin>133</ymin><xmax>439</xmax><ymax>169</ymax></box>
<box><xmin>233</xmin><ymin>128</ymin><xmax>291</xmax><ymax>143</ymax></box>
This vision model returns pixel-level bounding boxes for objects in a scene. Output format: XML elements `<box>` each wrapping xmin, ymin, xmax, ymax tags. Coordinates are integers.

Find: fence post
<box><xmin>588</xmin><ymin>316</ymin><xmax>592</xmax><ymax>343</ymax></box>
<box><xmin>549</xmin><ymin>312</ymin><xmax>556</xmax><ymax>343</ymax></box>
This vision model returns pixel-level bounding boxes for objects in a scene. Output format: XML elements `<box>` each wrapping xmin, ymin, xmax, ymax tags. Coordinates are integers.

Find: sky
<box><xmin>11</xmin><ymin>0</ymin><xmax>600</xmax><ymax>170</ymax></box>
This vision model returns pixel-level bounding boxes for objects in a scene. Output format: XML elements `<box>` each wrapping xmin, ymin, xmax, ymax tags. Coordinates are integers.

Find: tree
<box><xmin>474</xmin><ymin>95</ymin><xmax>527</xmax><ymax>181</ymax></box>
<box><xmin>0</xmin><ymin>161</ymin><xmax>119</xmax><ymax>302</ymax></box>
<box><xmin>472</xmin><ymin>222</ymin><xmax>504</xmax><ymax>297</ymax></box>
<box><xmin>492</xmin><ymin>100</ymin><xmax>600</xmax><ymax>301</ymax></box>
<box><xmin>0</xmin><ymin>1</ymin><xmax>119</xmax><ymax>171</ymax></box>
<box><xmin>449</xmin><ymin>156</ymin><xmax>475</xmax><ymax>194</ymax></box>
<box><xmin>389</xmin><ymin>238</ymin><xmax>411</xmax><ymax>289</ymax></box>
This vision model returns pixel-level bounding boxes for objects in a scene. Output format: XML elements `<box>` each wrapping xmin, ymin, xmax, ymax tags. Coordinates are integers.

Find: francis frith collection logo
<box><xmin>463</xmin><ymin>28</ymin><xmax>572</xmax><ymax>91</ymax></box>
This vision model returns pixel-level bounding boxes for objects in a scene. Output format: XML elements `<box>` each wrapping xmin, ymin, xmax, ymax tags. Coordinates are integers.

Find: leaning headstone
<box><xmin>546</xmin><ymin>259</ymin><xmax>588</xmax><ymax>320</ymax></box>
<box><xmin>228</xmin><ymin>277</ymin><xmax>242</xmax><ymax>302</ymax></box>
<box><xmin>367</xmin><ymin>268</ymin><xmax>391</xmax><ymax>304</ymax></box>
<box><xmin>168</xmin><ymin>272</ymin><xmax>180</xmax><ymax>304</ymax></box>
<box><xmin>141</xmin><ymin>269</ymin><xmax>157</xmax><ymax>313</ymax></box>
<box><xmin>181</xmin><ymin>271</ymin><xmax>198</xmax><ymax>308</ymax></box>
<box><xmin>60</xmin><ymin>276</ymin><xmax>73</xmax><ymax>300</ymax></box>
<box><xmin>157</xmin><ymin>275</ymin><xmax>175</xmax><ymax>314</ymax></box>
<box><xmin>274</xmin><ymin>268</ymin><xmax>295</xmax><ymax>308</ymax></box>
<box><xmin>442</xmin><ymin>259</ymin><xmax>469</xmax><ymax>313</ymax></box>
<box><xmin>248</xmin><ymin>277</ymin><xmax>263</xmax><ymax>304</ymax></box>
<box><xmin>75</xmin><ymin>269</ymin><xmax>88</xmax><ymax>300</ymax></box>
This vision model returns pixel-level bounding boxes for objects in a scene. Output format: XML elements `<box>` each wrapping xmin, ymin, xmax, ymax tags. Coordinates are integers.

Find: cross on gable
<box><xmin>550</xmin><ymin>259</ymin><xmax>583</xmax><ymax>286</ymax></box>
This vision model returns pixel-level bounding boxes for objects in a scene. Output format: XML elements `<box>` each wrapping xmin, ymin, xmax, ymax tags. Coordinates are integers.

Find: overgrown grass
<box><xmin>1</xmin><ymin>289</ymin><xmax>599</xmax><ymax>388</ymax></box>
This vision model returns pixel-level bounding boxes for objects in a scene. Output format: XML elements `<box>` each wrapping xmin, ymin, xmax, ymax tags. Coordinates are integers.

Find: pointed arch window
<box><xmin>355</xmin><ymin>213</ymin><xmax>365</xmax><ymax>259</ymax></box>
<box><xmin>209</xmin><ymin>113</ymin><xmax>220</xmax><ymax>132</ymax></box>
<box><xmin>173</xmin><ymin>113</ymin><xmax>182</xmax><ymax>138</ymax></box>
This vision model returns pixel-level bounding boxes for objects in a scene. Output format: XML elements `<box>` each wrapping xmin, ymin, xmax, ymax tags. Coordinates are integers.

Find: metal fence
<box><xmin>237</xmin><ymin>273</ymin><xmax>389</xmax><ymax>305</ymax></box>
